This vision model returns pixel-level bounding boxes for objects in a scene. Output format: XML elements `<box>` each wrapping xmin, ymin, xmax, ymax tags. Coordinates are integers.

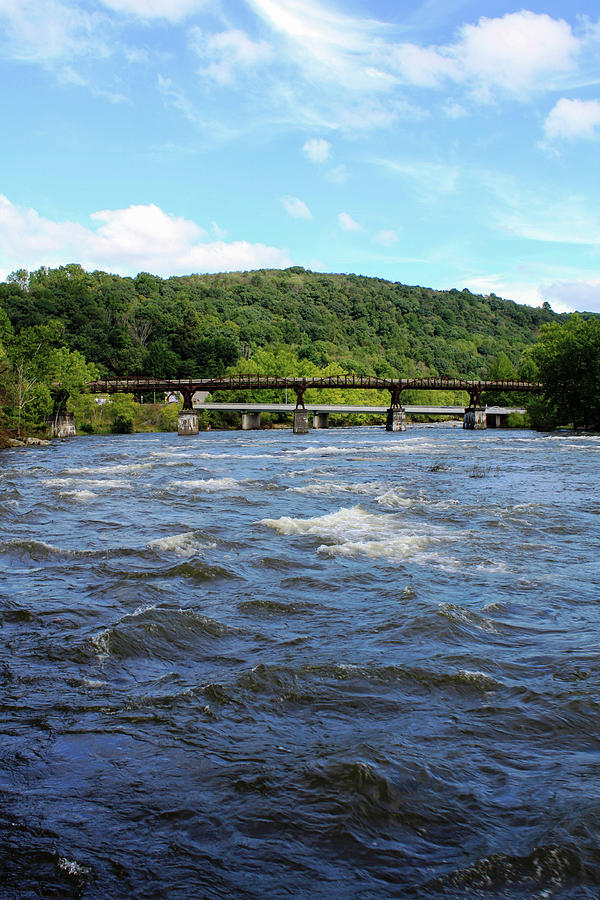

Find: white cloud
<box><xmin>455</xmin><ymin>11</ymin><xmax>580</xmax><ymax>97</ymax></box>
<box><xmin>281</xmin><ymin>196</ymin><xmax>312</xmax><ymax>219</ymax></box>
<box><xmin>303</xmin><ymin>137</ymin><xmax>331</xmax><ymax>163</ymax></box>
<box><xmin>0</xmin><ymin>196</ymin><xmax>291</xmax><ymax>278</ymax></box>
<box><xmin>541</xmin><ymin>279</ymin><xmax>600</xmax><ymax>312</ymax></box>
<box><xmin>0</xmin><ymin>0</ymin><xmax>109</xmax><ymax>62</ymax></box>
<box><xmin>544</xmin><ymin>98</ymin><xmax>600</xmax><ymax>140</ymax></box>
<box><xmin>374</xmin><ymin>229</ymin><xmax>398</xmax><ymax>246</ymax></box>
<box><xmin>190</xmin><ymin>27</ymin><xmax>274</xmax><ymax>84</ymax></box>
<box><xmin>389</xmin><ymin>43</ymin><xmax>458</xmax><ymax>88</ymax></box>
<box><xmin>98</xmin><ymin>0</ymin><xmax>208</xmax><ymax>22</ymax></box>
<box><xmin>389</xmin><ymin>11</ymin><xmax>581</xmax><ymax>99</ymax></box>
<box><xmin>338</xmin><ymin>212</ymin><xmax>362</xmax><ymax>232</ymax></box>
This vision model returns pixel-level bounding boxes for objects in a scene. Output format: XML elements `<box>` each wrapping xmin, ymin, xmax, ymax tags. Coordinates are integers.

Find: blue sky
<box><xmin>1</xmin><ymin>0</ymin><xmax>599</xmax><ymax>311</ymax></box>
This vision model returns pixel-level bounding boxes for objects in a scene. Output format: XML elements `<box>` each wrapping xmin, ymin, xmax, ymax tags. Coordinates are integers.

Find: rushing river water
<box><xmin>1</xmin><ymin>425</ymin><xmax>599</xmax><ymax>899</ymax></box>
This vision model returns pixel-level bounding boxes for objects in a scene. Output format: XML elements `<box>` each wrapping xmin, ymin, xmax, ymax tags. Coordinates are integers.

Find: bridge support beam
<box><xmin>463</xmin><ymin>407</ymin><xmax>487</xmax><ymax>430</ymax></box>
<box><xmin>293</xmin><ymin>408</ymin><xmax>309</xmax><ymax>434</ymax></box>
<box><xmin>386</xmin><ymin>407</ymin><xmax>406</xmax><ymax>432</ymax></box>
<box><xmin>241</xmin><ymin>412</ymin><xmax>261</xmax><ymax>430</ymax></box>
<box><xmin>178</xmin><ymin>410</ymin><xmax>199</xmax><ymax>435</ymax></box>
<box><xmin>313</xmin><ymin>412</ymin><xmax>329</xmax><ymax>429</ymax></box>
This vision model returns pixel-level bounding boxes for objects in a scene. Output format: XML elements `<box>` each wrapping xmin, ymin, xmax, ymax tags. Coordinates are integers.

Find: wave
<box><xmin>167</xmin><ymin>477</ymin><xmax>244</xmax><ymax>491</ymax></box>
<box><xmin>259</xmin><ymin>506</ymin><xmax>460</xmax><ymax>565</ymax></box>
<box><xmin>148</xmin><ymin>531</ymin><xmax>218</xmax><ymax>556</ymax></box>
<box><xmin>59</xmin><ymin>489</ymin><xmax>97</xmax><ymax>502</ymax></box>
<box><xmin>0</xmin><ymin>538</ymin><xmax>65</xmax><ymax>560</ymax></box>
<box><xmin>61</xmin><ymin>463</ymin><xmax>153</xmax><ymax>475</ymax></box>
<box><xmin>289</xmin><ymin>480</ymin><xmax>383</xmax><ymax>497</ymax></box>
<box><xmin>43</xmin><ymin>477</ymin><xmax>130</xmax><ymax>490</ymax></box>
<box><xmin>91</xmin><ymin>606</ymin><xmax>236</xmax><ymax>660</ymax></box>
<box><xmin>421</xmin><ymin>845</ymin><xmax>594</xmax><ymax>896</ymax></box>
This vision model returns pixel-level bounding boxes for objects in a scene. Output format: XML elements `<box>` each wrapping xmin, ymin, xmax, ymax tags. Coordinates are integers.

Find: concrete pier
<box><xmin>313</xmin><ymin>412</ymin><xmax>329</xmax><ymax>429</ymax></box>
<box><xmin>48</xmin><ymin>412</ymin><xmax>76</xmax><ymax>438</ymax></box>
<box><xmin>241</xmin><ymin>411</ymin><xmax>261</xmax><ymax>430</ymax></box>
<box><xmin>386</xmin><ymin>407</ymin><xmax>406</xmax><ymax>432</ymax></box>
<box><xmin>463</xmin><ymin>407</ymin><xmax>487</xmax><ymax>429</ymax></box>
<box><xmin>178</xmin><ymin>411</ymin><xmax>199</xmax><ymax>435</ymax></box>
<box><xmin>293</xmin><ymin>409</ymin><xmax>309</xmax><ymax>434</ymax></box>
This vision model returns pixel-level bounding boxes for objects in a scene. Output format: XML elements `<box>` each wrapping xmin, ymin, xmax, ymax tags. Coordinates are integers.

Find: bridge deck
<box><xmin>193</xmin><ymin>403</ymin><xmax>525</xmax><ymax>415</ymax></box>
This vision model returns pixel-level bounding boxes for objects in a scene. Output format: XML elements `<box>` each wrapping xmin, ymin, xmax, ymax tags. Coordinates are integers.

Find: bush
<box><xmin>111</xmin><ymin>414</ymin><xmax>134</xmax><ymax>434</ymax></box>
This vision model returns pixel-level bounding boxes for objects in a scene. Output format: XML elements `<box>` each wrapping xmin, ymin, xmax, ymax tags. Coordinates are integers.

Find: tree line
<box><xmin>0</xmin><ymin>264</ymin><xmax>598</xmax><ymax>437</ymax></box>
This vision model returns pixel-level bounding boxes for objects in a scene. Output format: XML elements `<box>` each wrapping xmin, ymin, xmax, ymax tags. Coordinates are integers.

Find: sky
<box><xmin>1</xmin><ymin>0</ymin><xmax>599</xmax><ymax>312</ymax></box>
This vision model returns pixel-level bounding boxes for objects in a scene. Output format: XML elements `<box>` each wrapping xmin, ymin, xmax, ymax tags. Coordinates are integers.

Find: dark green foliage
<box><xmin>0</xmin><ymin>265</ymin><xmax>565</xmax><ymax>382</ymax></box>
<box><xmin>528</xmin><ymin>315</ymin><xmax>600</xmax><ymax>431</ymax></box>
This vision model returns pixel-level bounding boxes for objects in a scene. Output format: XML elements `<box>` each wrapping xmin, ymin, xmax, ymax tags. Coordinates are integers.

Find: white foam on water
<box><xmin>290</xmin><ymin>480</ymin><xmax>383</xmax><ymax>497</ymax></box>
<box><xmin>259</xmin><ymin>505</ymin><xmax>461</xmax><ymax>565</ymax></box>
<box><xmin>457</xmin><ymin>669</ymin><xmax>499</xmax><ymax>688</ymax></box>
<box><xmin>58</xmin><ymin>858</ymin><xmax>90</xmax><ymax>877</ymax></box>
<box><xmin>43</xmin><ymin>477</ymin><xmax>130</xmax><ymax>490</ymax></box>
<box><xmin>168</xmin><ymin>477</ymin><xmax>243</xmax><ymax>491</ymax></box>
<box><xmin>59</xmin><ymin>490</ymin><xmax>97</xmax><ymax>502</ymax></box>
<box><xmin>375</xmin><ymin>488</ymin><xmax>414</xmax><ymax>508</ymax></box>
<box><xmin>148</xmin><ymin>531</ymin><xmax>217</xmax><ymax>556</ymax></box>
<box><xmin>2</xmin><ymin>538</ymin><xmax>64</xmax><ymax>555</ymax></box>
<box><xmin>62</xmin><ymin>462</ymin><xmax>153</xmax><ymax>475</ymax></box>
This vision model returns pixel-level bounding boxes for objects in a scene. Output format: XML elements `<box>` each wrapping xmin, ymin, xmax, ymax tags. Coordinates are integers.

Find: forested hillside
<box><xmin>0</xmin><ymin>264</ymin><xmax>561</xmax><ymax>381</ymax></box>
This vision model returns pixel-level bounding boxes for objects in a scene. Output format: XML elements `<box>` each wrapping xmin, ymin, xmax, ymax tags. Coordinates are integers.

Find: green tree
<box><xmin>529</xmin><ymin>314</ymin><xmax>600</xmax><ymax>431</ymax></box>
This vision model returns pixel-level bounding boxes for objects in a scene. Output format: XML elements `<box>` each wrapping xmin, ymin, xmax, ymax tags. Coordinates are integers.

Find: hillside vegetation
<box><xmin>0</xmin><ymin>264</ymin><xmax>560</xmax><ymax>384</ymax></box>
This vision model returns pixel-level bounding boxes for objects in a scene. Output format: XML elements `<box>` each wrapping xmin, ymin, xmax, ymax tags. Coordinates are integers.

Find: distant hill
<box><xmin>0</xmin><ymin>264</ymin><xmax>563</xmax><ymax>379</ymax></box>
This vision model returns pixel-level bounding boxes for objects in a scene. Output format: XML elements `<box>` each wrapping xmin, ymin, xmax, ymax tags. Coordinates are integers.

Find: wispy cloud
<box><xmin>189</xmin><ymin>27</ymin><xmax>274</xmax><ymax>84</ymax></box>
<box><xmin>374</xmin><ymin>229</ymin><xmax>398</xmax><ymax>246</ymax></box>
<box><xmin>0</xmin><ymin>0</ymin><xmax>110</xmax><ymax>63</ymax></box>
<box><xmin>281</xmin><ymin>196</ymin><xmax>312</xmax><ymax>219</ymax></box>
<box><xmin>98</xmin><ymin>0</ymin><xmax>209</xmax><ymax>23</ymax></box>
<box><xmin>338</xmin><ymin>212</ymin><xmax>362</xmax><ymax>232</ymax></box>
<box><xmin>374</xmin><ymin>158</ymin><xmax>459</xmax><ymax>197</ymax></box>
<box><xmin>0</xmin><ymin>195</ymin><xmax>291</xmax><ymax>278</ymax></box>
<box><xmin>157</xmin><ymin>74</ymin><xmax>236</xmax><ymax>139</ymax></box>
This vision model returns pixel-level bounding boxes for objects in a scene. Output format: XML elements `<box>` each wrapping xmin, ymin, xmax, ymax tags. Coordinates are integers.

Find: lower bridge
<box><xmin>194</xmin><ymin>402</ymin><xmax>525</xmax><ymax>431</ymax></box>
<box><xmin>84</xmin><ymin>375</ymin><xmax>539</xmax><ymax>435</ymax></box>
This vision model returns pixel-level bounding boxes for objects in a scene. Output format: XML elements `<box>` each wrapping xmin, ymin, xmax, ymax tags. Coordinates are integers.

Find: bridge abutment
<box><xmin>241</xmin><ymin>412</ymin><xmax>261</xmax><ymax>430</ymax></box>
<box><xmin>313</xmin><ymin>412</ymin><xmax>329</xmax><ymax>429</ymax></box>
<box><xmin>463</xmin><ymin>407</ymin><xmax>487</xmax><ymax>429</ymax></box>
<box><xmin>48</xmin><ymin>412</ymin><xmax>76</xmax><ymax>438</ymax></box>
<box><xmin>386</xmin><ymin>408</ymin><xmax>407</xmax><ymax>432</ymax></box>
<box><xmin>178</xmin><ymin>411</ymin><xmax>199</xmax><ymax>435</ymax></box>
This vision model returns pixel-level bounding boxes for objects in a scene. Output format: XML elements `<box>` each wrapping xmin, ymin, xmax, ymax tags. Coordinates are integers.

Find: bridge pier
<box><xmin>463</xmin><ymin>407</ymin><xmax>487</xmax><ymax>429</ymax></box>
<box><xmin>178</xmin><ymin>410</ymin><xmax>199</xmax><ymax>435</ymax></box>
<box><xmin>313</xmin><ymin>412</ymin><xmax>329</xmax><ymax>429</ymax></box>
<box><xmin>241</xmin><ymin>412</ymin><xmax>261</xmax><ymax>430</ymax></box>
<box><xmin>293</xmin><ymin>409</ymin><xmax>309</xmax><ymax>434</ymax></box>
<box><xmin>386</xmin><ymin>407</ymin><xmax>406</xmax><ymax>432</ymax></box>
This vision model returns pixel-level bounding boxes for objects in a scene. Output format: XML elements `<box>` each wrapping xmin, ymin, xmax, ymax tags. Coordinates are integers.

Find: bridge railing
<box><xmin>86</xmin><ymin>375</ymin><xmax>543</xmax><ymax>394</ymax></box>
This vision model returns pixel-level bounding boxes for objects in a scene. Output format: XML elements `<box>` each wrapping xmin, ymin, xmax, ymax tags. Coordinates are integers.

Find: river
<box><xmin>1</xmin><ymin>425</ymin><xmax>599</xmax><ymax>898</ymax></box>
